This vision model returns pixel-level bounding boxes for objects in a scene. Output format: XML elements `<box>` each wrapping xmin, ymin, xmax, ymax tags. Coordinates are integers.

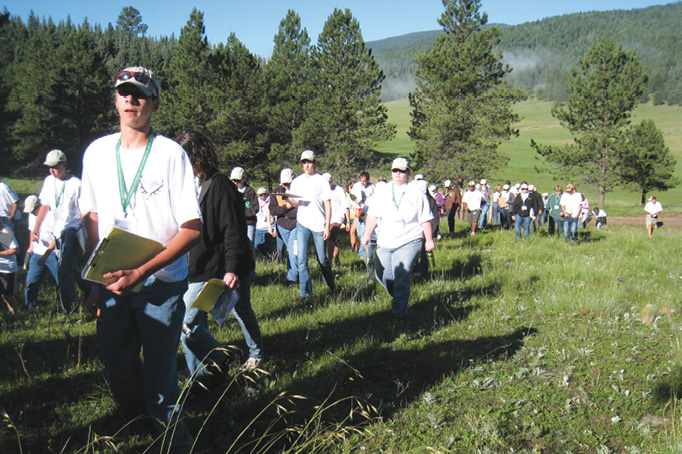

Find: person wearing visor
<box><xmin>80</xmin><ymin>66</ymin><xmax>201</xmax><ymax>452</ymax></box>
<box><xmin>361</xmin><ymin>158</ymin><xmax>434</xmax><ymax>320</ymax></box>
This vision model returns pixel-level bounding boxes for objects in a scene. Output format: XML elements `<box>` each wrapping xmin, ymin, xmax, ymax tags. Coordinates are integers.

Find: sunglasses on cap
<box><xmin>391</xmin><ymin>169</ymin><xmax>406</xmax><ymax>174</ymax></box>
<box><xmin>115</xmin><ymin>70</ymin><xmax>158</xmax><ymax>94</ymax></box>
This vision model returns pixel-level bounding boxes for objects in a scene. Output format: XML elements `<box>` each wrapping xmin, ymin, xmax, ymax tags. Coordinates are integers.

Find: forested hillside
<box><xmin>370</xmin><ymin>1</ymin><xmax>682</xmax><ymax>102</ymax></box>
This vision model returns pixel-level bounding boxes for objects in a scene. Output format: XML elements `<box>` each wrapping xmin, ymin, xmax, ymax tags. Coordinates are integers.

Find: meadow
<box><xmin>377</xmin><ymin>98</ymin><xmax>682</xmax><ymax>215</ymax></box>
<box><xmin>1</xmin><ymin>219</ymin><xmax>681</xmax><ymax>453</ymax></box>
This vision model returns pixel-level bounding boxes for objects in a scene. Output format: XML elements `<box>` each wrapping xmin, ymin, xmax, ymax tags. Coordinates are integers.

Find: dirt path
<box><xmin>606</xmin><ymin>214</ymin><xmax>682</xmax><ymax>229</ymax></box>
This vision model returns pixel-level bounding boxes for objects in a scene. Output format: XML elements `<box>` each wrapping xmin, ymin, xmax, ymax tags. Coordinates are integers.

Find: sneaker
<box><xmin>242</xmin><ymin>357</ymin><xmax>261</xmax><ymax>371</ymax></box>
<box><xmin>471</xmin><ymin>231</ymin><xmax>476</xmax><ymax>236</ymax></box>
<box><xmin>436</xmin><ymin>232</ymin><xmax>442</xmax><ymax>240</ymax></box>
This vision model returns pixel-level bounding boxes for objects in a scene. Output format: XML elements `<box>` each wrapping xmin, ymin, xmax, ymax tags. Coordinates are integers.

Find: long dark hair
<box><xmin>175</xmin><ymin>130</ymin><xmax>219</xmax><ymax>177</ymax></box>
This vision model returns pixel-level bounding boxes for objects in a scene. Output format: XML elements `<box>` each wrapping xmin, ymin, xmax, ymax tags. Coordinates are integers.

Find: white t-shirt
<box><xmin>0</xmin><ymin>227</ymin><xmax>18</xmax><ymax>273</ymax></box>
<box><xmin>560</xmin><ymin>192</ymin><xmax>583</xmax><ymax>217</ymax></box>
<box><xmin>28</xmin><ymin>212</ymin><xmax>56</xmax><ymax>256</ymax></box>
<box><xmin>256</xmin><ymin>196</ymin><xmax>272</xmax><ymax>230</ymax></box>
<box><xmin>330</xmin><ymin>185</ymin><xmax>349</xmax><ymax>225</ymax></box>
<box><xmin>0</xmin><ymin>181</ymin><xmax>20</xmax><ymax>220</ymax></box>
<box><xmin>367</xmin><ymin>182</ymin><xmax>433</xmax><ymax>249</ymax></box>
<box><xmin>80</xmin><ymin>133</ymin><xmax>202</xmax><ymax>282</ymax></box>
<box><xmin>350</xmin><ymin>181</ymin><xmax>375</xmax><ymax>208</ymax></box>
<box><xmin>290</xmin><ymin>173</ymin><xmax>332</xmax><ymax>232</ymax></box>
<box><xmin>38</xmin><ymin>174</ymin><xmax>82</xmax><ymax>237</ymax></box>
<box><xmin>644</xmin><ymin>201</ymin><xmax>663</xmax><ymax>215</ymax></box>
<box><xmin>462</xmin><ymin>189</ymin><xmax>484</xmax><ymax>211</ymax></box>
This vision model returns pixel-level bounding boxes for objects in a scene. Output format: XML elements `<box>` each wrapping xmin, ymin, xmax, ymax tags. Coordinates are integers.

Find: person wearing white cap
<box><xmin>286</xmin><ymin>150</ymin><xmax>335</xmax><ymax>299</ymax></box>
<box><xmin>269</xmin><ymin>168</ymin><xmax>298</xmax><ymax>286</ymax></box>
<box><xmin>255</xmin><ymin>187</ymin><xmax>276</xmax><ymax>258</ymax></box>
<box><xmin>0</xmin><ymin>218</ymin><xmax>20</xmax><ymax>315</ymax></box>
<box><xmin>23</xmin><ymin>195</ymin><xmax>59</xmax><ymax>310</ymax></box>
<box><xmin>0</xmin><ymin>180</ymin><xmax>20</xmax><ymax>232</ymax></box>
<box><xmin>462</xmin><ymin>181</ymin><xmax>484</xmax><ymax>235</ymax></box>
<box><xmin>230</xmin><ymin>166</ymin><xmax>258</xmax><ymax>249</ymax></box>
<box><xmin>324</xmin><ymin>173</ymin><xmax>351</xmax><ymax>267</ymax></box>
<box><xmin>361</xmin><ymin>158</ymin><xmax>434</xmax><ymax>319</ymax></box>
<box><xmin>31</xmin><ymin>148</ymin><xmax>83</xmax><ymax>313</ymax></box>
<box><xmin>443</xmin><ymin>179</ymin><xmax>462</xmax><ymax>235</ymax></box>
<box><xmin>546</xmin><ymin>185</ymin><xmax>564</xmax><ymax>237</ymax></box>
<box><xmin>80</xmin><ymin>66</ymin><xmax>198</xmax><ymax>450</ymax></box>
<box><xmin>499</xmin><ymin>184</ymin><xmax>512</xmax><ymax>229</ymax></box>
<box><xmin>644</xmin><ymin>196</ymin><xmax>663</xmax><ymax>237</ymax></box>
<box><xmin>477</xmin><ymin>178</ymin><xmax>491</xmax><ymax>230</ymax></box>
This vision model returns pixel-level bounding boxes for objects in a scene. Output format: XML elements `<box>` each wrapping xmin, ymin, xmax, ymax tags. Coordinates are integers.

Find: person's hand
<box><xmin>86</xmin><ymin>287</ymin><xmax>102</xmax><ymax>318</ymax></box>
<box><xmin>345</xmin><ymin>222</ymin><xmax>351</xmax><ymax>232</ymax></box>
<box><xmin>30</xmin><ymin>230</ymin><xmax>39</xmax><ymax>243</ymax></box>
<box><xmin>37</xmin><ymin>255</ymin><xmax>47</xmax><ymax>267</ymax></box>
<box><xmin>269</xmin><ymin>228</ymin><xmax>277</xmax><ymax>238</ymax></box>
<box><xmin>424</xmin><ymin>239</ymin><xmax>435</xmax><ymax>252</ymax></box>
<box><xmin>511</xmin><ymin>215</ymin><xmax>516</xmax><ymax>221</ymax></box>
<box><xmin>361</xmin><ymin>235</ymin><xmax>370</xmax><ymax>248</ymax></box>
<box><xmin>223</xmin><ymin>272</ymin><xmax>238</xmax><ymax>290</ymax></box>
<box><xmin>323</xmin><ymin>226</ymin><xmax>330</xmax><ymax>241</ymax></box>
<box><xmin>103</xmin><ymin>268</ymin><xmax>145</xmax><ymax>295</ymax></box>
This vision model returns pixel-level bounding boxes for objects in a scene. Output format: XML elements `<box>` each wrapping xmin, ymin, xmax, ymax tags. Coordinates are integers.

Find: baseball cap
<box><xmin>529</xmin><ymin>184</ymin><xmax>536</xmax><ymax>191</ymax></box>
<box><xmin>391</xmin><ymin>157</ymin><xmax>409</xmax><ymax>171</ymax></box>
<box><xmin>480</xmin><ymin>178</ymin><xmax>487</xmax><ymax>185</ymax></box>
<box><xmin>428</xmin><ymin>184</ymin><xmax>437</xmax><ymax>193</ymax></box>
<box><xmin>256</xmin><ymin>187</ymin><xmax>267</xmax><ymax>195</ymax></box>
<box><xmin>44</xmin><ymin>149</ymin><xmax>67</xmax><ymax>167</ymax></box>
<box><xmin>444</xmin><ymin>179</ymin><xmax>451</xmax><ymax>187</ymax></box>
<box><xmin>115</xmin><ymin>66</ymin><xmax>160</xmax><ymax>98</ymax></box>
<box><xmin>230</xmin><ymin>167</ymin><xmax>245</xmax><ymax>181</ymax></box>
<box><xmin>23</xmin><ymin>195</ymin><xmax>39</xmax><ymax>213</ymax></box>
<box><xmin>300</xmin><ymin>150</ymin><xmax>316</xmax><ymax>162</ymax></box>
<box><xmin>468</xmin><ymin>180</ymin><xmax>476</xmax><ymax>186</ymax></box>
<box><xmin>503</xmin><ymin>184</ymin><xmax>510</xmax><ymax>190</ymax></box>
<box><xmin>280</xmin><ymin>168</ymin><xmax>294</xmax><ymax>184</ymax></box>
<box><xmin>414</xmin><ymin>173</ymin><xmax>424</xmax><ymax>180</ymax></box>
<box><xmin>521</xmin><ymin>183</ymin><xmax>529</xmax><ymax>189</ymax></box>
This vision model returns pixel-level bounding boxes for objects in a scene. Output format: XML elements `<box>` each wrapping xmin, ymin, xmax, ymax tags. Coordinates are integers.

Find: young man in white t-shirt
<box><xmin>0</xmin><ymin>219</ymin><xmax>19</xmax><ymax>315</ymax></box>
<box><xmin>287</xmin><ymin>150</ymin><xmax>335</xmax><ymax>300</ymax></box>
<box><xmin>0</xmin><ymin>181</ymin><xmax>20</xmax><ymax>232</ymax></box>
<box><xmin>323</xmin><ymin>172</ymin><xmax>351</xmax><ymax>268</ymax></box>
<box><xmin>80</xmin><ymin>66</ymin><xmax>200</xmax><ymax>452</ymax></box>
<box><xmin>24</xmin><ymin>196</ymin><xmax>59</xmax><ymax>310</ymax></box>
<box><xmin>560</xmin><ymin>183</ymin><xmax>582</xmax><ymax>244</ymax></box>
<box><xmin>31</xmin><ymin>149</ymin><xmax>82</xmax><ymax>312</ymax></box>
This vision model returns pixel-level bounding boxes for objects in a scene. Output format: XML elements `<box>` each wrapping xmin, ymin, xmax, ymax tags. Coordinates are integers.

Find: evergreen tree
<box><xmin>155</xmin><ymin>9</ymin><xmax>213</xmax><ymax>136</ymax></box>
<box><xmin>532</xmin><ymin>37</ymin><xmax>647</xmax><ymax>207</ymax></box>
<box><xmin>619</xmin><ymin>119</ymin><xmax>679</xmax><ymax>205</ymax></box>
<box><xmin>116</xmin><ymin>6</ymin><xmax>147</xmax><ymax>37</ymax></box>
<box><xmin>294</xmin><ymin>8</ymin><xmax>395</xmax><ymax>182</ymax></box>
<box><xmin>408</xmin><ymin>0</ymin><xmax>526</xmax><ymax>183</ymax></box>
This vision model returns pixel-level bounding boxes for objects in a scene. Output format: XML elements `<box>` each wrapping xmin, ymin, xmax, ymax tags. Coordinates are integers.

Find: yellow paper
<box><xmin>190</xmin><ymin>278</ymin><xmax>226</xmax><ymax>312</ymax></box>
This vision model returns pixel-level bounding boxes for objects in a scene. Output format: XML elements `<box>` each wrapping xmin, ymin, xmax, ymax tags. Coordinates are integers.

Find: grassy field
<box><xmin>1</xmin><ymin>220</ymin><xmax>681</xmax><ymax>453</ymax></box>
<box><xmin>377</xmin><ymin>98</ymin><xmax>682</xmax><ymax>215</ymax></box>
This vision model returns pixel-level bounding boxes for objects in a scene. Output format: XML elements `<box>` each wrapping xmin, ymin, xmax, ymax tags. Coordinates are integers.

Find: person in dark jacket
<box><xmin>269</xmin><ymin>168</ymin><xmax>298</xmax><ymax>286</ymax></box>
<box><xmin>510</xmin><ymin>183</ymin><xmax>534</xmax><ymax>242</ymax></box>
<box><xmin>176</xmin><ymin>130</ymin><xmax>263</xmax><ymax>385</ymax></box>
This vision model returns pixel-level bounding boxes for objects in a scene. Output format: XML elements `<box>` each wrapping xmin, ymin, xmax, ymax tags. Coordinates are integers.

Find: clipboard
<box><xmin>189</xmin><ymin>278</ymin><xmax>239</xmax><ymax>325</ymax></box>
<box><xmin>271</xmin><ymin>193</ymin><xmax>301</xmax><ymax>207</ymax></box>
<box><xmin>81</xmin><ymin>226</ymin><xmax>164</xmax><ymax>288</ymax></box>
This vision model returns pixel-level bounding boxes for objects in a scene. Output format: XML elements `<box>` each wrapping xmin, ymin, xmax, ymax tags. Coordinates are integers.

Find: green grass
<box><xmin>377</xmin><ymin>98</ymin><xmax>682</xmax><ymax>213</ymax></box>
<box><xmin>1</xmin><ymin>221</ymin><xmax>681</xmax><ymax>453</ymax></box>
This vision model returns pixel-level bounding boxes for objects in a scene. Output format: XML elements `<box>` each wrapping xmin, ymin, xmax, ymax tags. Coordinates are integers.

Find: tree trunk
<box><xmin>641</xmin><ymin>189</ymin><xmax>646</xmax><ymax>206</ymax></box>
<box><xmin>599</xmin><ymin>185</ymin><xmax>605</xmax><ymax>208</ymax></box>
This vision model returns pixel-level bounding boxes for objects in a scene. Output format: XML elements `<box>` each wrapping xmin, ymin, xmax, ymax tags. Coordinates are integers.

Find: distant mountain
<box><xmin>368</xmin><ymin>2</ymin><xmax>682</xmax><ymax>104</ymax></box>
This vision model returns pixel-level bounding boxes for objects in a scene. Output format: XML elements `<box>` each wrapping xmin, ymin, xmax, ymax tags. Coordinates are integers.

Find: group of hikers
<box><xmin>0</xmin><ymin>66</ymin><xmax>667</xmax><ymax>452</ymax></box>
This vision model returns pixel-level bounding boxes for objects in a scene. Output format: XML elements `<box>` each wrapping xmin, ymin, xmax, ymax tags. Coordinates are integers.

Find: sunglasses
<box><xmin>301</xmin><ymin>160</ymin><xmax>314</xmax><ymax>164</ymax></box>
<box><xmin>391</xmin><ymin>169</ymin><xmax>406</xmax><ymax>174</ymax></box>
<box><xmin>116</xmin><ymin>70</ymin><xmax>158</xmax><ymax>94</ymax></box>
<box><xmin>116</xmin><ymin>85</ymin><xmax>150</xmax><ymax>99</ymax></box>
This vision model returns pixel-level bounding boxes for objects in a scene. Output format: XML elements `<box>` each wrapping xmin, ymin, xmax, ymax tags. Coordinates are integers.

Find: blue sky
<box><xmin>2</xmin><ymin>0</ymin><xmax>674</xmax><ymax>56</ymax></box>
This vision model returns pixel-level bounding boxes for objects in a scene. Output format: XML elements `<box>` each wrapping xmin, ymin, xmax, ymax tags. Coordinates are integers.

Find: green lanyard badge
<box><xmin>115</xmin><ymin>130</ymin><xmax>155</xmax><ymax>215</ymax></box>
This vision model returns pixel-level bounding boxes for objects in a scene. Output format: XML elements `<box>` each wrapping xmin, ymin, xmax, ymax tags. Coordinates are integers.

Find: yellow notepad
<box><xmin>81</xmin><ymin>226</ymin><xmax>164</xmax><ymax>287</ymax></box>
<box><xmin>190</xmin><ymin>278</ymin><xmax>226</xmax><ymax>312</ymax></box>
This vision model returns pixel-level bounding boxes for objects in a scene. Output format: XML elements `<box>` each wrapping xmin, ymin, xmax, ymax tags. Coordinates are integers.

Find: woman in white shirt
<box><xmin>361</xmin><ymin>158</ymin><xmax>434</xmax><ymax>319</ymax></box>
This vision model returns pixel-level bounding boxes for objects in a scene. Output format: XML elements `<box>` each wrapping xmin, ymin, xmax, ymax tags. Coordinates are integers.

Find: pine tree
<box><xmin>532</xmin><ymin>37</ymin><xmax>647</xmax><ymax>207</ymax></box>
<box><xmin>408</xmin><ymin>0</ymin><xmax>526</xmax><ymax>182</ymax></box>
<box><xmin>294</xmin><ymin>8</ymin><xmax>395</xmax><ymax>182</ymax></box>
<box><xmin>619</xmin><ymin>120</ymin><xmax>679</xmax><ymax>205</ymax></box>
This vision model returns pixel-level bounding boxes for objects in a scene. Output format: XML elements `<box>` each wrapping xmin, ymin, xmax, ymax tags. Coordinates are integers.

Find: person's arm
<box><xmin>323</xmin><ymin>199</ymin><xmax>331</xmax><ymax>240</ymax></box>
<box><xmin>103</xmin><ymin>218</ymin><xmax>201</xmax><ymax>295</ymax></box>
<box><xmin>31</xmin><ymin>204</ymin><xmax>49</xmax><ymax>242</ymax></box>
<box><xmin>361</xmin><ymin>215</ymin><xmax>378</xmax><ymax>247</ymax></box>
<box><xmin>422</xmin><ymin>221</ymin><xmax>435</xmax><ymax>252</ymax></box>
<box><xmin>37</xmin><ymin>239</ymin><xmax>56</xmax><ymax>266</ymax></box>
<box><xmin>8</xmin><ymin>202</ymin><xmax>17</xmax><ymax>220</ymax></box>
<box><xmin>344</xmin><ymin>207</ymin><xmax>351</xmax><ymax>232</ymax></box>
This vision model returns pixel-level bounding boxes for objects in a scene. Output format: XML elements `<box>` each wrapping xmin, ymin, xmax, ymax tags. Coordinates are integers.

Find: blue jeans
<box><xmin>97</xmin><ymin>276</ymin><xmax>193</xmax><ymax>451</ymax></box>
<box><xmin>56</xmin><ymin>226</ymin><xmax>81</xmax><ymax>312</ymax></box>
<box><xmin>365</xmin><ymin>240</ymin><xmax>377</xmax><ymax>279</ymax></box>
<box><xmin>181</xmin><ymin>274</ymin><xmax>262</xmax><ymax>382</ymax></box>
<box><xmin>499</xmin><ymin>208</ymin><xmax>510</xmax><ymax>230</ymax></box>
<box><xmin>24</xmin><ymin>251</ymin><xmax>59</xmax><ymax>310</ymax></box>
<box><xmin>549</xmin><ymin>216</ymin><xmax>564</xmax><ymax>236</ymax></box>
<box><xmin>375</xmin><ymin>238</ymin><xmax>422</xmax><ymax>318</ymax></box>
<box><xmin>564</xmin><ymin>217</ymin><xmax>579</xmax><ymax>243</ymax></box>
<box><xmin>296</xmin><ymin>225</ymin><xmax>334</xmax><ymax>297</ymax></box>
<box><xmin>492</xmin><ymin>202</ymin><xmax>500</xmax><ymax>224</ymax></box>
<box><xmin>355</xmin><ymin>218</ymin><xmax>366</xmax><ymax>259</ymax></box>
<box><xmin>514</xmin><ymin>216</ymin><xmax>531</xmax><ymax>241</ymax></box>
<box><xmin>478</xmin><ymin>203</ymin><xmax>490</xmax><ymax>229</ymax></box>
<box><xmin>254</xmin><ymin>228</ymin><xmax>272</xmax><ymax>257</ymax></box>
<box><xmin>277</xmin><ymin>224</ymin><xmax>298</xmax><ymax>284</ymax></box>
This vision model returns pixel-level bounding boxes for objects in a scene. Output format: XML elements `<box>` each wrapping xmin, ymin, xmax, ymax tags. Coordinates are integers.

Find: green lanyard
<box><xmin>115</xmin><ymin>130</ymin><xmax>155</xmax><ymax>215</ymax></box>
<box><xmin>54</xmin><ymin>178</ymin><xmax>66</xmax><ymax>208</ymax></box>
<box><xmin>391</xmin><ymin>182</ymin><xmax>406</xmax><ymax>210</ymax></box>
